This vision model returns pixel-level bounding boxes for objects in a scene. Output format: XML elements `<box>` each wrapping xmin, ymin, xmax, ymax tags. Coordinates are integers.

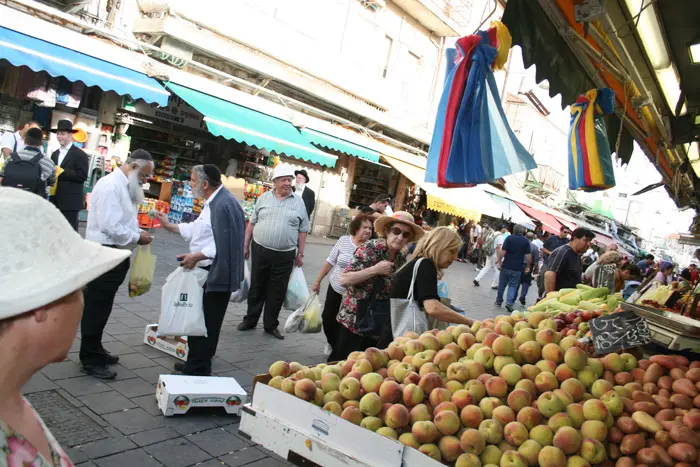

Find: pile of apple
<box><xmin>266</xmin><ymin>312</ymin><xmax>700</xmax><ymax>467</ymax></box>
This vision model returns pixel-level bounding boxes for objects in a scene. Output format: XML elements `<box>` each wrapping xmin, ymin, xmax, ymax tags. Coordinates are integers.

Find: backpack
<box><xmin>1</xmin><ymin>150</ymin><xmax>46</xmax><ymax>195</ymax></box>
<box><xmin>482</xmin><ymin>230</ymin><xmax>498</xmax><ymax>256</ymax></box>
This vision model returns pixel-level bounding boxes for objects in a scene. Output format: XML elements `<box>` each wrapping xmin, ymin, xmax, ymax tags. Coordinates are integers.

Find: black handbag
<box><xmin>355</xmin><ymin>277</ymin><xmax>391</xmax><ymax>337</ymax></box>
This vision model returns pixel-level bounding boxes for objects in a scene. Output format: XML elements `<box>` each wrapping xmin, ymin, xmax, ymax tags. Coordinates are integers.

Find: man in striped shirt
<box><xmin>238</xmin><ymin>164</ymin><xmax>310</xmax><ymax>339</ymax></box>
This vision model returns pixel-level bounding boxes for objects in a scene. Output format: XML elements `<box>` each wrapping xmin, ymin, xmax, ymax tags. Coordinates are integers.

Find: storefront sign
<box><xmin>121</xmin><ymin>95</ymin><xmax>203</xmax><ymax>130</ymax></box>
<box><xmin>427</xmin><ymin>194</ymin><xmax>481</xmax><ymax>222</ymax></box>
<box><xmin>590</xmin><ymin>310</ymin><xmax>651</xmax><ymax>355</ymax></box>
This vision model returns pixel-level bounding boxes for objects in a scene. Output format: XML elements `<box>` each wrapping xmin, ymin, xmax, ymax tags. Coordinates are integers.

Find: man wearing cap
<box><xmin>294</xmin><ymin>169</ymin><xmax>315</xmax><ymax>219</ymax></box>
<box><xmin>238</xmin><ymin>164</ymin><xmax>310</xmax><ymax>339</ymax></box>
<box><xmin>157</xmin><ymin>164</ymin><xmax>246</xmax><ymax>375</ymax></box>
<box><xmin>0</xmin><ymin>119</ymin><xmax>41</xmax><ymax>160</ymax></box>
<box><xmin>49</xmin><ymin>120</ymin><xmax>89</xmax><ymax>231</ymax></box>
<box><xmin>0</xmin><ymin>127</ymin><xmax>55</xmax><ymax>197</ymax></box>
<box><xmin>80</xmin><ymin>149</ymin><xmax>154</xmax><ymax>379</ymax></box>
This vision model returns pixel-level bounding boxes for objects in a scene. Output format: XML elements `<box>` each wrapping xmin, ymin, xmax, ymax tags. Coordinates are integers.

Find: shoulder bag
<box><xmin>390</xmin><ymin>258</ymin><xmax>443</xmax><ymax>337</ymax></box>
<box><xmin>355</xmin><ymin>276</ymin><xmax>391</xmax><ymax>337</ymax></box>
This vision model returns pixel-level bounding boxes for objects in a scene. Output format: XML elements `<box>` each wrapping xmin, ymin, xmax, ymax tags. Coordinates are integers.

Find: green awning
<box><xmin>300</xmin><ymin>128</ymin><xmax>380</xmax><ymax>163</ymax></box>
<box><xmin>165</xmin><ymin>83</ymin><xmax>337</xmax><ymax>168</ymax></box>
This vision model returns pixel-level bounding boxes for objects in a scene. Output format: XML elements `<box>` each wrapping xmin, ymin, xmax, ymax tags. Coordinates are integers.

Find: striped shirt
<box><xmin>0</xmin><ymin>146</ymin><xmax>56</xmax><ymax>196</ymax></box>
<box><xmin>251</xmin><ymin>190</ymin><xmax>310</xmax><ymax>251</ymax></box>
<box><xmin>327</xmin><ymin>235</ymin><xmax>360</xmax><ymax>294</ymax></box>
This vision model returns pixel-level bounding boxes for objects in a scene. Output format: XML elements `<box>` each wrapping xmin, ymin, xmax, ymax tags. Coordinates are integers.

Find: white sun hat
<box><xmin>0</xmin><ymin>187</ymin><xmax>131</xmax><ymax>319</ymax></box>
<box><xmin>271</xmin><ymin>163</ymin><xmax>295</xmax><ymax>180</ymax></box>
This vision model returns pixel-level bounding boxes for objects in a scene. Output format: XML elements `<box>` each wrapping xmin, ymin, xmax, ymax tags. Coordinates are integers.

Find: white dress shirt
<box><xmin>0</xmin><ymin>131</ymin><xmax>24</xmax><ymax>155</ymax></box>
<box><xmin>178</xmin><ymin>185</ymin><xmax>221</xmax><ymax>267</ymax></box>
<box><xmin>57</xmin><ymin>145</ymin><xmax>70</xmax><ymax>166</ymax></box>
<box><xmin>86</xmin><ymin>169</ymin><xmax>140</xmax><ymax>248</ymax></box>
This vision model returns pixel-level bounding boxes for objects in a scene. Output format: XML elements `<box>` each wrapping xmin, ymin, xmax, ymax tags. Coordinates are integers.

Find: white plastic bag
<box><xmin>283</xmin><ymin>267</ymin><xmax>309</xmax><ymax>310</ymax></box>
<box><xmin>284</xmin><ymin>293</ymin><xmax>322</xmax><ymax>334</ymax></box>
<box><xmin>158</xmin><ymin>266</ymin><xmax>209</xmax><ymax>337</ymax></box>
<box><xmin>229</xmin><ymin>262</ymin><xmax>250</xmax><ymax>303</ymax></box>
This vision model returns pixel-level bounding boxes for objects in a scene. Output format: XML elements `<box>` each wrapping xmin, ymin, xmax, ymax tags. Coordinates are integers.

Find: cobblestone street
<box><xmin>22</xmin><ymin>229</ymin><xmax>537</xmax><ymax>466</ymax></box>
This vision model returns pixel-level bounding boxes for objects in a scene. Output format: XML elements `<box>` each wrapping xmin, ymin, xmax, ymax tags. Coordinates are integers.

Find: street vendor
<box><xmin>544</xmin><ymin>228</ymin><xmax>594</xmax><ymax>294</ymax></box>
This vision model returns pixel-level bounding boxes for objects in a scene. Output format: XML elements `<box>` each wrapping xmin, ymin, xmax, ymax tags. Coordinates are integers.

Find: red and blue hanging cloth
<box><xmin>568</xmin><ymin>88</ymin><xmax>616</xmax><ymax>191</ymax></box>
<box><xmin>426</xmin><ymin>22</ymin><xmax>536</xmax><ymax>187</ymax></box>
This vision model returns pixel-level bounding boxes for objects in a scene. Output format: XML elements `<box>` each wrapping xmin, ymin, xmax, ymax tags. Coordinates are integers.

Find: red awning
<box><xmin>592</xmin><ymin>232</ymin><xmax>616</xmax><ymax>249</ymax></box>
<box><xmin>553</xmin><ymin>215</ymin><xmax>577</xmax><ymax>230</ymax></box>
<box><xmin>515</xmin><ymin>202</ymin><xmax>564</xmax><ymax>235</ymax></box>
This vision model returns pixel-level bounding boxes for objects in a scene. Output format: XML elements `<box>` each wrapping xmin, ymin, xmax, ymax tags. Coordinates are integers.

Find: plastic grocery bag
<box><xmin>229</xmin><ymin>262</ymin><xmax>250</xmax><ymax>303</ymax></box>
<box><xmin>283</xmin><ymin>267</ymin><xmax>309</xmax><ymax>310</ymax></box>
<box><xmin>157</xmin><ymin>266</ymin><xmax>209</xmax><ymax>337</ymax></box>
<box><xmin>284</xmin><ymin>293</ymin><xmax>321</xmax><ymax>334</ymax></box>
<box><xmin>128</xmin><ymin>245</ymin><xmax>157</xmax><ymax>298</ymax></box>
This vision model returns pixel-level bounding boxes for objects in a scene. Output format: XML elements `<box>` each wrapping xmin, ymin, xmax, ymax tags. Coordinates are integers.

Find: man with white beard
<box><xmin>80</xmin><ymin>150</ymin><xmax>154</xmax><ymax>379</ymax></box>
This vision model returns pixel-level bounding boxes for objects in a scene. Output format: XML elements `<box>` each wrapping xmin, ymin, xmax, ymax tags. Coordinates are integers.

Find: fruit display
<box><xmin>528</xmin><ymin>285</ymin><xmax>623</xmax><ymax>315</ymax></box>
<box><xmin>265</xmin><ymin>315</ymin><xmax>700</xmax><ymax>466</ymax></box>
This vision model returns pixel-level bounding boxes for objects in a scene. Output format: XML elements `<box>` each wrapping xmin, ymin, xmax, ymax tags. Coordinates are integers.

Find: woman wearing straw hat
<box><xmin>49</xmin><ymin>119</ymin><xmax>89</xmax><ymax>231</ymax></box>
<box><xmin>0</xmin><ymin>187</ymin><xmax>130</xmax><ymax>466</ymax></box>
<box><xmin>329</xmin><ymin>211</ymin><xmax>424</xmax><ymax>361</ymax></box>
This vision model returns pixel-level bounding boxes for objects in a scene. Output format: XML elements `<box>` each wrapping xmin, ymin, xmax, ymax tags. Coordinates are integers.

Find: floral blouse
<box><xmin>336</xmin><ymin>238</ymin><xmax>407</xmax><ymax>334</ymax></box>
<box><xmin>0</xmin><ymin>398</ymin><xmax>73</xmax><ymax>467</ymax></box>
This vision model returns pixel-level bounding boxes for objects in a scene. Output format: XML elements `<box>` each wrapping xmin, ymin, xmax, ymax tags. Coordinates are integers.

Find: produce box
<box><xmin>156</xmin><ymin>374</ymin><xmax>247</xmax><ymax>416</ymax></box>
<box><xmin>240</xmin><ymin>382</ymin><xmax>443</xmax><ymax>467</ymax></box>
<box><xmin>143</xmin><ymin>324</ymin><xmax>188</xmax><ymax>361</ymax></box>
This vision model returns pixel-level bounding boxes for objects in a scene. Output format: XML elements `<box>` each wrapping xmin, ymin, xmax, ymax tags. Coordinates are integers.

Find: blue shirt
<box><xmin>543</xmin><ymin>235</ymin><xmax>569</xmax><ymax>264</ymax></box>
<box><xmin>502</xmin><ymin>234</ymin><xmax>532</xmax><ymax>272</ymax></box>
<box><xmin>637</xmin><ymin>260</ymin><xmax>652</xmax><ymax>276</ymax></box>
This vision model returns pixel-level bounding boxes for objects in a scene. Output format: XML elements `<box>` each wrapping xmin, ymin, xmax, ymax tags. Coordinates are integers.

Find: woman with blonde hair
<box><xmin>583</xmin><ymin>250</ymin><xmax>621</xmax><ymax>285</ymax></box>
<box><xmin>383</xmin><ymin>227</ymin><xmax>475</xmax><ymax>346</ymax></box>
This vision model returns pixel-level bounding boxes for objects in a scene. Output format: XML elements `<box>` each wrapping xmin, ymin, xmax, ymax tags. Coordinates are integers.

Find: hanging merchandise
<box><xmin>426</xmin><ymin>21</ymin><xmax>536</xmax><ymax>187</ymax></box>
<box><xmin>568</xmin><ymin>88</ymin><xmax>617</xmax><ymax>192</ymax></box>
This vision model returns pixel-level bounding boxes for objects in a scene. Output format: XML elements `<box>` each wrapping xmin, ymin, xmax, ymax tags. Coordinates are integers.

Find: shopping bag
<box><xmin>128</xmin><ymin>245</ymin><xmax>157</xmax><ymax>298</ymax></box>
<box><xmin>283</xmin><ymin>267</ymin><xmax>309</xmax><ymax>310</ymax></box>
<box><xmin>229</xmin><ymin>261</ymin><xmax>250</xmax><ymax>303</ymax></box>
<box><xmin>157</xmin><ymin>266</ymin><xmax>209</xmax><ymax>337</ymax></box>
<box><xmin>300</xmin><ymin>293</ymin><xmax>322</xmax><ymax>334</ymax></box>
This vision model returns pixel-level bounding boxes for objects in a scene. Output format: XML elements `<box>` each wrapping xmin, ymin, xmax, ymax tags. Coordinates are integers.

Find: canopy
<box><xmin>515</xmin><ymin>202</ymin><xmax>564</xmax><ymax>235</ymax></box>
<box><xmin>166</xmin><ymin>83</ymin><xmax>336</xmax><ymax>167</ymax></box>
<box><xmin>485</xmin><ymin>194</ymin><xmax>536</xmax><ymax>230</ymax></box>
<box><xmin>0</xmin><ymin>26</ymin><xmax>169</xmax><ymax>106</ymax></box>
<box><xmin>300</xmin><ymin>128</ymin><xmax>380</xmax><ymax>163</ymax></box>
<box><xmin>552</xmin><ymin>215</ymin><xmax>577</xmax><ymax>230</ymax></box>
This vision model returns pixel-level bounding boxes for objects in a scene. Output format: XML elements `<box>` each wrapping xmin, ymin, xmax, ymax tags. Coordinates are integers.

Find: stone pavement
<box><xmin>22</xmin><ymin>229</ymin><xmax>536</xmax><ymax>467</ymax></box>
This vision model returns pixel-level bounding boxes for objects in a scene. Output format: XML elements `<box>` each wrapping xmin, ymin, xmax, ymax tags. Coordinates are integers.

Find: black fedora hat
<box><xmin>294</xmin><ymin>169</ymin><xmax>309</xmax><ymax>183</ymax></box>
<box><xmin>50</xmin><ymin>119</ymin><xmax>78</xmax><ymax>133</ymax></box>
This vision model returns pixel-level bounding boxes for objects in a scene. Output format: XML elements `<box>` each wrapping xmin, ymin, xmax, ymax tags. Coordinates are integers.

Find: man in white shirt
<box><xmin>80</xmin><ymin>150</ymin><xmax>154</xmax><ymax>379</ymax></box>
<box><xmin>474</xmin><ymin>224</ymin><xmax>508</xmax><ymax>289</ymax></box>
<box><xmin>158</xmin><ymin>164</ymin><xmax>246</xmax><ymax>375</ymax></box>
<box><xmin>0</xmin><ymin>120</ymin><xmax>41</xmax><ymax>159</ymax></box>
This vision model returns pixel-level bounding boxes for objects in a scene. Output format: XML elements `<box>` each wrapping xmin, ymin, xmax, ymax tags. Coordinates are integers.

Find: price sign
<box><xmin>589</xmin><ymin>310</ymin><xmax>651</xmax><ymax>355</ymax></box>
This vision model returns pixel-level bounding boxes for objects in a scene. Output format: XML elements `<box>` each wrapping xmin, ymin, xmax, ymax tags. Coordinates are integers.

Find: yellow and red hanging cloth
<box><xmin>568</xmin><ymin>88</ymin><xmax>616</xmax><ymax>191</ymax></box>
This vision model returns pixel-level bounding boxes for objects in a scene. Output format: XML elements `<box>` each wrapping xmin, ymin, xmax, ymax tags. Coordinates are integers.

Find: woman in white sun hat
<box><xmin>0</xmin><ymin>187</ymin><xmax>130</xmax><ymax>466</ymax></box>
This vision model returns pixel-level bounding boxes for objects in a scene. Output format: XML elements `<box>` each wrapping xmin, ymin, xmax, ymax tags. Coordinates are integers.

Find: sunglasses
<box><xmin>390</xmin><ymin>227</ymin><xmax>412</xmax><ymax>239</ymax></box>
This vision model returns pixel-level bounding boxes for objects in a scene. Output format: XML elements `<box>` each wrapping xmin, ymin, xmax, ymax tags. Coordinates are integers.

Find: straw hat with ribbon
<box><xmin>374</xmin><ymin>211</ymin><xmax>425</xmax><ymax>243</ymax></box>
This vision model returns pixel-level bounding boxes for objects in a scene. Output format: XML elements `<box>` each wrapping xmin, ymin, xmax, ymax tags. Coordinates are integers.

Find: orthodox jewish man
<box><xmin>294</xmin><ymin>169</ymin><xmax>315</xmax><ymax>219</ymax></box>
<box><xmin>50</xmin><ymin>120</ymin><xmax>89</xmax><ymax>231</ymax></box>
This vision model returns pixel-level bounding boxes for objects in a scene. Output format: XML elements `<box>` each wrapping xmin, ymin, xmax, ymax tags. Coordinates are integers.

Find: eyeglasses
<box><xmin>390</xmin><ymin>227</ymin><xmax>412</xmax><ymax>239</ymax></box>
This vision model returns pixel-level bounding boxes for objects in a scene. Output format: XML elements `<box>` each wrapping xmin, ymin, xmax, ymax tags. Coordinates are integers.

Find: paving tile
<box><xmin>22</xmin><ymin>372</ymin><xmax>59</xmax><ymax>394</ymax></box>
<box><xmin>244</xmin><ymin>457</ymin><xmax>288</xmax><ymax>467</ymax></box>
<box><xmin>133</xmin><ymin>344</ymin><xmax>170</xmax><ymax>359</ymax></box>
<box><xmin>132</xmin><ymin>365</ymin><xmax>172</xmax><ymax>384</ymax></box>
<box><xmin>186</xmin><ymin>427</ymin><xmax>247</xmax><ymax>457</ymax></box>
<box><xmin>213</xmin><ymin>370</ymin><xmax>254</xmax><ymax>388</ymax></box>
<box><xmin>114</xmin><ymin>332</ymin><xmax>151</xmax><ymax>347</ymax></box>
<box><xmin>219</xmin><ymin>446</ymin><xmax>267</xmax><ymax>466</ymax></box>
<box><xmin>56</xmin><ymin>388</ymin><xmax>84</xmax><ymax>408</ymax></box>
<box><xmin>116</xmin><ymin>352</ymin><xmax>159</xmax><ymax>370</ymax></box>
<box><xmin>101</xmin><ymin>407</ymin><xmax>165</xmax><ymax>435</ymax></box>
<box><xmin>130</xmin><ymin>394</ymin><xmax>162</xmax><ymax>416</ymax></box>
<box><xmin>143</xmin><ymin>437</ymin><xmax>211</xmax><ymax>467</ymax></box>
<box><xmin>78</xmin><ymin>390</ymin><xmax>137</xmax><ymax>415</ymax></box>
<box><xmin>64</xmin><ymin>447</ymin><xmax>89</xmax><ymax>464</ymax></box>
<box><xmin>78</xmin><ymin>436</ymin><xmax>138</xmax><ymax>459</ymax></box>
<box><xmin>128</xmin><ymin>426</ymin><xmax>181</xmax><ymax>447</ymax></box>
<box><xmin>102</xmin><ymin>341</ymin><xmax>137</xmax><ymax>356</ymax></box>
<box><xmin>78</xmin><ymin>406</ymin><xmax>110</xmax><ymax>428</ymax></box>
<box><xmin>110</xmin><ymin>365</ymin><xmax>138</xmax><ymax>381</ymax></box>
<box><xmin>57</xmin><ymin>376</ymin><xmax>113</xmax><ymax>397</ymax></box>
<box><xmin>107</xmin><ymin>378</ymin><xmax>155</xmax><ymax>398</ymax></box>
<box><xmin>75</xmin><ymin>461</ymin><xmax>98</xmax><ymax>466</ymax></box>
<box><xmin>163</xmin><ymin>414</ymin><xmax>221</xmax><ymax>436</ymax></box>
<box><xmin>93</xmin><ymin>448</ymin><xmax>162</xmax><ymax>467</ymax></box>
<box><xmin>193</xmin><ymin>460</ymin><xmax>227</xmax><ymax>467</ymax></box>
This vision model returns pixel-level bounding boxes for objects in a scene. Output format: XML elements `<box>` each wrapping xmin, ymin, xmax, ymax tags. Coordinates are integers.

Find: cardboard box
<box><xmin>156</xmin><ymin>374</ymin><xmax>247</xmax><ymax>416</ymax></box>
<box><xmin>240</xmin><ymin>382</ymin><xmax>443</xmax><ymax>467</ymax></box>
<box><xmin>143</xmin><ymin>324</ymin><xmax>188</xmax><ymax>361</ymax></box>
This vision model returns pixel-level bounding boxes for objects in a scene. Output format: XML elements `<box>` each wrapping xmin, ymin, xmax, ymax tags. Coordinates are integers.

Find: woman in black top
<box><xmin>384</xmin><ymin>227</ymin><xmax>475</xmax><ymax>346</ymax></box>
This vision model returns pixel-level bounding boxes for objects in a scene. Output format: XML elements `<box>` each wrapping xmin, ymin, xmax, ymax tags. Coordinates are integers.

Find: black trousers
<box><xmin>328</xmin><ymin>324</ymin><xmax>378</xmax><ymax>362</ymax></box>
<box><xmin>322</xmin><ymin>284</ymin><xmax>343</xmax><ymax>356</ymax></box>
<box><xmin>61</xmin><ymin>210</ymin><xmax>79</xmax><ymax>232</ymax></box>
<box><xmin>185</xmin><ymin>289</ymin><xmax>231</xmax><ymax>375</ymax></box>
<box><xmin>243</xmin><ymin>241</ymin><xmax>296</xmax><ymax>331</ymax></box>
<box><xmin>80</xmin><ymin>256</ymin><xmax>130</xmax><ymax>366</ymax></box>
